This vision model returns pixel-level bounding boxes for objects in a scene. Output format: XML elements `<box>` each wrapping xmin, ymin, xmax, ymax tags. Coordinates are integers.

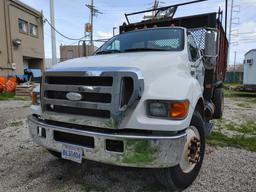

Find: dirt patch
<box><xmin>0</xmin><ymin>100</ymin><xmax>31</xmax><ymax>130</ymax></box>
<box><xmin>0</xmin><ymin>98</ymin><xmax>255</xmax><ymax>192</ymax></box>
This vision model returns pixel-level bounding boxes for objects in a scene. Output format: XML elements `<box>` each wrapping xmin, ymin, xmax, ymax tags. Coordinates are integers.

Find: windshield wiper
<box><xmin>96</xmin><ymin>50</ymin><xmax>122</xmax><ymax>55</ymax></box>
<box><xmin>123</xmin><ymin>48</ymin><xmax>167</xmax><ymax>52</ymax></box>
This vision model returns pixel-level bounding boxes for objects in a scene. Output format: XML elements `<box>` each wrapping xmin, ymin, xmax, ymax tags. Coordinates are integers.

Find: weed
<box><xmin>207</xmin><ymin>131</ymin><xmax>256</xmax><ymax>152</ymax></box>
<box><xmin>0</xmin><ymin>93</ymin><xmax>15</xmax><ymax>100</ymax></box>
<box><xmin>219</xmin><ymin>121</ymin><xmax>256</xmax><ymax>136</ymax></box>
<box><xmin>224</xmin><ymin>90</ymin><xmax>256</xmax><ymax>98</ymax></box>
<box><xmin>81</xmin><ymin>184</ymin><xmax>104</xmax><ymax>192</ymax></box>
<box><xmin>9</xmin><ymin>121</ymin><xmax>23</xmax><ymax>127</ymax></box>
<box><xmin>237</xmin><ymin>102</ymin><xmax>252</xmax><ymax>108</ymax></box>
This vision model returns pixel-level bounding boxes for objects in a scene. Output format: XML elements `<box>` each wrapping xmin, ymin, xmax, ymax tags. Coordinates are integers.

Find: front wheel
<box><xmin>157</xmin><ymin>111</ymin><xmax>205</xmax><ymax>191</ymax></box>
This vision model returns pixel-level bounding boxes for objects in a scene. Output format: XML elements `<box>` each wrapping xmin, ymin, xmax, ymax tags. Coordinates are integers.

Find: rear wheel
<box><xmin>213</xmin><ymin>88</ymin><xmax>224</xmax><ymax>119</ymax></box>
<box><xmin>157</xmin><ymin>111</ymin><xmax>205</xmax><ymax>191</ymax></box>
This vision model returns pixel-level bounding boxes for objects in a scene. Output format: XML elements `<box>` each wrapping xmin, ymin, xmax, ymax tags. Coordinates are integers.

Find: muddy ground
<box><xmin>0</xmin><ymin>98</ymin><xmax>255</xmax><ymax>192</ymax></box>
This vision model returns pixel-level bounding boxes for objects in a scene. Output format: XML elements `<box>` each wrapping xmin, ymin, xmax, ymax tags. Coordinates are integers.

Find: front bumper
<box><xmin>28</xmin><ymin>115</ymin><xmax>187</xmax><ymax>168</ymax></box>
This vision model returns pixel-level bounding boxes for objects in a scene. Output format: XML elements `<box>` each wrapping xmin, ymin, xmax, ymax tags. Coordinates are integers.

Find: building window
<box><xmin>30</xmin><ymin>23</ymin><xmax>38</xmax><ymax>37</ymax></box>
<box><xmin>247</xmin><ymin>59</ymin><xmax>253</xmax><ymax>65</ymax></box>
<box><xmin>18</xmin><ymin>19</ymin><xmax>28</xmax><ymax>34</ymax></box>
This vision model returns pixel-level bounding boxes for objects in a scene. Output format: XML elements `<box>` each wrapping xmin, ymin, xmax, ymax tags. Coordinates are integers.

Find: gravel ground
<box><xmin>0</xmin><ymin>98</ymin><xmax>255</xmax><ymax>192</ymax></box>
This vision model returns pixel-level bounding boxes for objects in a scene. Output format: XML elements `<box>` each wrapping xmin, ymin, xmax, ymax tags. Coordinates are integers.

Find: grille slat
<box><xmin>44</xmin><ymin>84</ymin><xmax>113</xmax><ymax>94</ymax></box>
<box><xmin>44</xmin><ymin>98</ymin><xmax>111</xmax><ymax>111</ymax></box>
<box><xmin>47</xmin><ymin>105</ymin><xmax>111</xmax><ymax>118</ymax></box>
<box><xmin>46</xmin><ymin>76</ymin><xmax>113</xmax><ymax>86</ymax></box>
<box><xmin>46</xmin><ymin>91</ymin><xmax>111</xmax><ymax>103</ymax></box>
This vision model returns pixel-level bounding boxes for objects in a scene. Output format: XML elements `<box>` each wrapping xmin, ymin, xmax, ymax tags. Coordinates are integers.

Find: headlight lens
<box><xmin>148</xmin><ymin>102</ymin><xmax>169</xmax><ymax>117</ymax></box>
<box><xmin>147</xmin><ymin>100</ymin><xmax>189</xmax><ymax>120</ymax></box>
<box><xmin>32</xmin><ymin>92</ymin><xmax>40</xmax><ymax>105</ymax></box>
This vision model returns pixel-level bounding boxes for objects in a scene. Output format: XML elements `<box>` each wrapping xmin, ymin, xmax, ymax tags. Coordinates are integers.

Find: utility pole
<box><xmin>86</xmin><ymin>0</ymin><xmax>102</xmax><ymax>46</ymax></box>
<box><xmin>113</xmin><ymin>27</ymin><xmax>117</xmax><ymax>36</ymax></box>
<box><xmin>144</xmin><ymin>0</ymin><xmax>159</xmax><ymax>19</ymax></box>
<box><xmin>90</xmin><ymin>0</ymin><xmax>93</xmax><ymax>45</ymax></box>
<box><xmin>225</xmin><ymin>0</ymin><xmax>228</xmax><ymax>34</ymax></box>
<box><xmin>152</xmin><ymin>0</ymin><xmax>159</xmax><ymax>18</ymax></box>
<box><xmin>233</xmin><ymin>51</ymin><xmax>237</xmax><ymax>82</ymax></box>
<box><xmin>228</xmin><ymin>0</ymin><xmax>240</xmax><ymax>67</ymax></box>
<box><xmin>228</xmin><ymin>0</ymin><xmax>234</xmax><ymax>44</ymax></box>
<box><xmin>228</xmin><ymin>0</ymin><xmax>240</xmax><ymax>44</ymax></box>
<box><xmin>50</xmin><ymin>0</ymin><xmax>57</xmax><ymax>65</ymax></box>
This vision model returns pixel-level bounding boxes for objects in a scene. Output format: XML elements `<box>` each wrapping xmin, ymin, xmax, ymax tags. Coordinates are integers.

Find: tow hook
<box><xmin>187</xmin><ymin>137</ymin><xmax>201</xmax><ymax>165</ymax></box>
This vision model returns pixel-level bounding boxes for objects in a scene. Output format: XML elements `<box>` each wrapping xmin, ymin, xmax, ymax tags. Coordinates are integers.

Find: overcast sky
<box><xmin>20</xmin><ymin>0</ymin><xmax>256</xmax><ymax>65</ymax></box>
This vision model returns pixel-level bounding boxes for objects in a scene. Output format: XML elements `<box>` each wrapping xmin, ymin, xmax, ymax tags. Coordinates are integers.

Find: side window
<box><xmin>187</xmin><ymin>34</ymin><xmax>199</xmax><ymax>61</ymax></box>
<box><xmin>106</xmin><ymin>40</ymin><xmax>120</xmax><ymax>50</ymax></box>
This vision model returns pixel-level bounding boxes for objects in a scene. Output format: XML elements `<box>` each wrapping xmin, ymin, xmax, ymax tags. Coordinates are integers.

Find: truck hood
<box><xmin>51</xmin><ymin>52</ymin><xmax>190</xmax><ymax>84</ymax></box>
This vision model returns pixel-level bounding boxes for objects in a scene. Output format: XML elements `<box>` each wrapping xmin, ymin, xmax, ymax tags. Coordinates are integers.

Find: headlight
<box><xmin>147</xmin><ymin>100</ymin><xmax>189</xmax><ymax>120</ymax></box>
<box><xmin>148</xmin><ymin>101</ymin><xmax>169</xmax><ymax>117</ymax></box>
<box><xmin>32</xmin><ymin>92</ymin><xmax>40</xmax><ymax>105</ymax></box>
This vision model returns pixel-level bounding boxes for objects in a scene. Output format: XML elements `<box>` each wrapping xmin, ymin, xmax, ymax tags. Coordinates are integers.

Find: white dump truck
<box><xmin>28</xmin><ymin>1</ymin><xmax>228</xmax><ymax>190</ymax></box>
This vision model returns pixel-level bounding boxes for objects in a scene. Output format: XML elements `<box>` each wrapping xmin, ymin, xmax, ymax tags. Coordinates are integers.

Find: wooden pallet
<box><xmin>15</xmin><ymin>84</ymin><xmax>33</xmax><ymax>97</ymax></box>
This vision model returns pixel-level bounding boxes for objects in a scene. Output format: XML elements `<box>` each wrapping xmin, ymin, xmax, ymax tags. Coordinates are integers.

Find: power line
<box><xmin>44</xmin><ymin>17</ymin><xmax>88</xmax><ymax>41</ymax></box>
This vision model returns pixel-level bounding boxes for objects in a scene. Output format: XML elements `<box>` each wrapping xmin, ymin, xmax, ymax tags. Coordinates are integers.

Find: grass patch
<box><xmin>81</xmin><ymin>184</ymin><xmax>104</xmax><ymax>192</ymax></box>
<box><xmin>237</xmin><ymin>102</ymin><xmax>252</xmax><ymax>108</ymax></box>
<box><xmin>9</xmin><ymin>120</ymin><xmax>23</xmax><ymax>127</ymax></box>
<box><xmin>208</xmin><ymin>120</ymin><xmax>256</xmax><ymax>152</ymax></box>
<box><xmin>0</xmin><ymin>93</ymin><xmax>15</xmax><ymax>100</ymax></box>
<box><xmin>219</xmin><ymin>121</ymin><xmax>256</xmax><ymax>136</ymax></box>
<box><xmin>236</xmin><ymin>122</ymin><xmax>256</xmax><ymax>135</ymax></box>
<box><xmin>207</xmin><ymin>131</ymin><xmax>256</xmax><ymax>152</ymax></box>
<box><xmin>224</xmin><ymin>83</ymin><xmax>242</xmax><ymax>87</ymax></box>
<box><xmin>224</xmin><ymin>90</ymin><xmax>256</xmax><ymax>98</ymax></box>
<box><xmin>14</xmin><ymin>96</ymin><xmax>31</xmax><ymax>101</ymax></box>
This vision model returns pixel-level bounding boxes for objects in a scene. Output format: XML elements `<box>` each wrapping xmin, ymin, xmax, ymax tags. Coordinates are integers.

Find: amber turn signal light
<box><xmin>170</xmin><ymin>101</ymin><xmax>189</xmax><ymax>119</ymax></box>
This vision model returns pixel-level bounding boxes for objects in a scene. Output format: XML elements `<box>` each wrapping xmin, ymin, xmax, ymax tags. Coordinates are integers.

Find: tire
<box><xmin>157</xmin><ymin>111</ymin><xmax>205</xmax><ymax>191</ymax></box>
<box><xmin>47</xmin><ymin>149</ymin><xmax>62</xmax><ymax>159</ymax></box>
<box><xmin>213</xmin><ymin>88</ymin><xmax>224</xmax><ymax>119</ymax></box>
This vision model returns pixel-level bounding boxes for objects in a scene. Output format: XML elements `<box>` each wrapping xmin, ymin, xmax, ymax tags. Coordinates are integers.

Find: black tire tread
<box><xmin>157</xmin><ymin>111</ymin><xmax>205</xmax><ymax>191</ymax></box>
<box><xmin>213</xmin><ymin>88</ymin><xmax>224</xmax><ymax>119</ymax></box>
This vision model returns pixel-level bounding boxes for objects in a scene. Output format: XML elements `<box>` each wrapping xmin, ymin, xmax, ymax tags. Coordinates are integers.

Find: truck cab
<box><xmin>28</xmin><ymin>2</ymin><xmax>228</xmax><ymax>190</ymax></box>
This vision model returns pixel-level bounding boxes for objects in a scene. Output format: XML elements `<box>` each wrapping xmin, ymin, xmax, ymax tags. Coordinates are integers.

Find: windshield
<box><xmin>95</xmin><ymin>28</ymin><xmax>184</xmax><ymax>55</ymax></box>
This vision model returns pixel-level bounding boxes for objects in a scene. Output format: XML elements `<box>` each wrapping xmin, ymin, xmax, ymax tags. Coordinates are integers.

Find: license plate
<box><xmin>61</xmin><ymin>145</ymin><xmax>83</xmax><ymax>163</ymax></box>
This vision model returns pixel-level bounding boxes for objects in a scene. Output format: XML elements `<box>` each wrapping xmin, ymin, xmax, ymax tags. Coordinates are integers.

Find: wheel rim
<box><xmin>179</xmin><ymin>126</ymin><xmax>201</xmax><ymax>173</ymax></box>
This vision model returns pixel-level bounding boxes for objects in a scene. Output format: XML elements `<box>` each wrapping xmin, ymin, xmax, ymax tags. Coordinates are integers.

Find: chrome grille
<box><xmin>41</xmin><ymin>67</ymin><xmax>144</xmax><ymax>128</ymax></box>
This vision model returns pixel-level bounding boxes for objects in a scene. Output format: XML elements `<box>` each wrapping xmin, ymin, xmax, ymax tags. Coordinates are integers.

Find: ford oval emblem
<box><xmin>66</xmin><ymin>92</ymin><xmax>82</xmax><ymax>101</ymax></box>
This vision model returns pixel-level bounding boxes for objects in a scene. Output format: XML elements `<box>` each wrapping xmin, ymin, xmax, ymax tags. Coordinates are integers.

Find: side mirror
<box><xmin>204</xmin><ymin>29</ymin><xmax>218</xmax><ymax>70</ymax></box>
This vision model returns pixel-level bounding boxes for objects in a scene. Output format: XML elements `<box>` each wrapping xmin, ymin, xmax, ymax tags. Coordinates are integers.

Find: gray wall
<box><xmin>244</xmin><ymin>50</ymin><xmax>256</xmax><ymax>85</ymax></box>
